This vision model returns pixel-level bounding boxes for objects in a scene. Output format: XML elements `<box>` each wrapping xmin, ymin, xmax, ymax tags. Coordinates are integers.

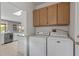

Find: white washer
<box><xmin>29</xmin><ymin>32</ymin><xmax>49</xmax><ymax>56</ymax></box>
<box><xmin>75</xmin><ymin>42</ymin><xmax>79</xmax><ymax>56</ymax></box>
<box><xmin>47</xmin><ymin>32</ymin><xmax>73</xmax><ymax>56</ymax></box>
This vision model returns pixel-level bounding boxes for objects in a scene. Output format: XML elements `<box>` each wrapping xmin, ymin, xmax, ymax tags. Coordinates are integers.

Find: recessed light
<box><xmin>13</xmin><ymin>10</ymin><xmax>23</xmax><ymax>16</ymax></box>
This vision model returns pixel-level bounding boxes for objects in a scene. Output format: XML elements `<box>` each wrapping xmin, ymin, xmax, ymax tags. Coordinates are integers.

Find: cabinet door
<box><xmin>17</xmin><ymin>36</ymin><xmax>27</xmax><ymax>56</ymax></box>
<box><xmin>33</xmin><ymin>10</ymin><xmax>39</xmax><ymax>26</ymax></box>
<box><xmin>39</xmin><ymin>7</ymin><xmax>48</xmax><ymax>26</ymax></box>
<box><xmin>48</xmin><ymin>4</ymin><xmax>57</xmax><ymax>25</ymax></box>
<box><xmin>14</xmin><ymin>34</ymin><xmax>27</xmax><ymax>56</ymax></box>
<box><xmin>58</xmin><ymin>3</ymin><xmax>70</xmax><ymax>25</ymax></box>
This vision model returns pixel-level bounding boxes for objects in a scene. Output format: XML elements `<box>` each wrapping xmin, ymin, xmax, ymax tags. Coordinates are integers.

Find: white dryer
<box><xmin>29</xmin><ymin>32</ymin><xmax>49</xmax><ymax>56</ymax></box>
<box><xmin>47</xmin><ymin>32</ymin><xmax>73</xmax><ymax>56</ymax></box>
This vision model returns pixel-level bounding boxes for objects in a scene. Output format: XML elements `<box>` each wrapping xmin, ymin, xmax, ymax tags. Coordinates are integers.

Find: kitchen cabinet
<box><xmin>33</xmin><ymin>10</ymin><xmax>40</xmax><ymax>26</ymax></box>
<box><xmin>39</xmin><ymin>7</ymin><xmax>48</xmax><ymax>26</ymax></box>
<box><xmin>57</xmin><ymin>2</ymin><xmax>70</xmax><ymax>25</ymax></box>
<box><xmin>13</xmin><ymin>33</ymin><xmax>27</xmax><ymax>56</ymax></box>
<box><xmin>17</xmin><ymin>36</ymin><xmax>27</xmax><ymax>56</ymax></box>
<box><xmin>48</xmin><ymin>4</ymin><xmax>57</xmax><ymax>25</ymax></box>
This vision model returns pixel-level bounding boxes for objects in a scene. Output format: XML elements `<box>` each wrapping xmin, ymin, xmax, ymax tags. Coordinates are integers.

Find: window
<box><xmin>13</xmin><ymin>24</ymin><xmax>17</xmax><ymax>32</ymax></box>
<box><xmin>0</xmin><ymin>24</ymin><xmax>6</xmax><ymax>33</ymax></box>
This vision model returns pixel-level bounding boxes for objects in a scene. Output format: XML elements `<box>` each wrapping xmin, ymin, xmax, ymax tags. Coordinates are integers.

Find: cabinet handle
<box><xmin>57</xmin><ymin>41</ymin><xmax>61</xmax><ymax>43</ymax></box>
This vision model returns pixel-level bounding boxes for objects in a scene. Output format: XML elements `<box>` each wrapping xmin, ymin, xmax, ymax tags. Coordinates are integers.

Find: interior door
<box><xmin>58</xmin><ymin>2</ymin><xmax>70</xmax><ymax>25</ymax></box>
<box><xmin>47</xmin><ymin>38</ymin><xmax>73</xmax><ymax>56</ymax></box>
<box><xmin>39</xmin><ymin>7</ymin><xmax>48</xmax><ymax>26</ymax></box>
<box><xmin>48</xmin><ymin>4</ymin><xmax>57</xmax><ymax>25</ymax></box>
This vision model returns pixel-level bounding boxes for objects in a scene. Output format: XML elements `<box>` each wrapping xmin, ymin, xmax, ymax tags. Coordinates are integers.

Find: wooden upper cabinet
<box><xmin>33</xmin><ymin>2</ymin><xmax>70</xmax><ymax>27</ymax></box>
<box><xmin>48</xmin><ymin>4</ymin><xmax>57</xmax><ymax>25</ymax></box>
<box><xmin>39</xmin><ymin>7</ymin><xmax>48</xmax><ymax>26</ymax></box>
<box><xmin>33</xmin><ymin>10</ymin><xmax>39</xmax><ymax>26</ymax></box>
<box><xmin>58</xmin><ymin>2</ymin><xmax>70</xmax><ymax>25</ymax></box>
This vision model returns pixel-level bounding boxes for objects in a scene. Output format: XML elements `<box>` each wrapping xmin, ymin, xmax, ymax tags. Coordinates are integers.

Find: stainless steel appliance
<box><xmin>4</xmin><ymin>33</ymin><xmax>13</xmax><ymax>44</ymax></box>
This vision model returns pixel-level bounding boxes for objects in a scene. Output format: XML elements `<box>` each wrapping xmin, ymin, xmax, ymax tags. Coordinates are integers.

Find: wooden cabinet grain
<box><xmin>57</xmin><ymin>2</ymin><xmax>70</xmax><ymax>25</ymax></box>
<box><xmin>33</xmin><ymin>2</ymin><xmax>70</xmax><ymax>27</ymax></box>
<box><xmin>39</xmin><ymin>7</ymin><xmax>48</xmax><ymax>26</ymax></box>
<box><xmin>33</xmin><ymin>10</ymin><xmax>40</xmax><ymax>26</ymax></box>
<box><xmin>48</xmin><ymin>4</ymin><xmax>57</xmax><ymax>25</ymax></box>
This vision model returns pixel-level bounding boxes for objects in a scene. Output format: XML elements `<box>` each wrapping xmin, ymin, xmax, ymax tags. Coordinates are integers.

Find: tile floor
<box><xmin>0</xmin><ymin>42</ymin><xmax>18</xmax><ymax>56</ymax></box>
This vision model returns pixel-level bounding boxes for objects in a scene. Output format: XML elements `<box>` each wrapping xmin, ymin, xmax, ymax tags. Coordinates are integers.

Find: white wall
<box><xmin>0</xmin><ymin>2</ymin><xmax>1</xmax><ymax>19</ymax></box>
<box><xmin>69</xmin><ymin>2</ymin><xmax>76</xmax><ymax>40</ymax></box>
<box><xmin>75</xmin><ymin>2</ymin><xmax>79</xmax><ymax>42</ymax></box>
<box><xmin>26</xmin><ymin>3</ymin><xmax>35</xmax><ymax>35</ymax></box>
<box><xmin>69</xmin><ymin>2</ymin><xmax>79</xmax><ymax>42</ymax></box>
<box><xmin>35</xmin><ymin>26</ymin><xmax>69</xmax><ymax>33</ymax></box>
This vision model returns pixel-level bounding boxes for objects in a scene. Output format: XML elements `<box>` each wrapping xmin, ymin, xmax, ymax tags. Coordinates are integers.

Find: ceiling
<box><xmin>1</xmin><ymin>2</ymin><xmax>45</xmax><ymax>22</ymax></box>
<box><xmin>1</xmin><ymin>2</ymin><xmax>22</xmax><ymax>22</ymax></box>
<box><xmin>10</xmin><ymin>2</ymin><xmax>45</xmax><ymax>10</ymax></box>
<box><xmin>33</xmin><ymin>2</ymin><xmax>45</xmax><ymax>6</ymax></box>
<box><xmin>10</xmin><ymin>2</ymin><xmax>29</xmax><ymax>10</ymax></box>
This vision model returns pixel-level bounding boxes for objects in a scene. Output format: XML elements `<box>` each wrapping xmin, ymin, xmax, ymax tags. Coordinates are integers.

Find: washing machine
<box><xmin>75</xmin><ymin>42</ymin><xmax>79</xmax><ymax>56</ymax></box>
<box><xmin>47</xmin><ymin>32</ymin><xmax>73</xmax><ymax>56</ymax></box>
<box><xmin>29</xmin><ymin>32</ymin><xmax>49</xmax><ymax>56</ymax></box>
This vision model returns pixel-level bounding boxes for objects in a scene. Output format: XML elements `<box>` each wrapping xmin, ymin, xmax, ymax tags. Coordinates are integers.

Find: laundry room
<box><xmin>28</xmin><ymin>2</ymin><xmax>79</xmax><ymax>56</ymax></box>
<box><xmin>0</xmin><ymin>2</ymin><xmax>79</xmax><ymax>56</ymax></box>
